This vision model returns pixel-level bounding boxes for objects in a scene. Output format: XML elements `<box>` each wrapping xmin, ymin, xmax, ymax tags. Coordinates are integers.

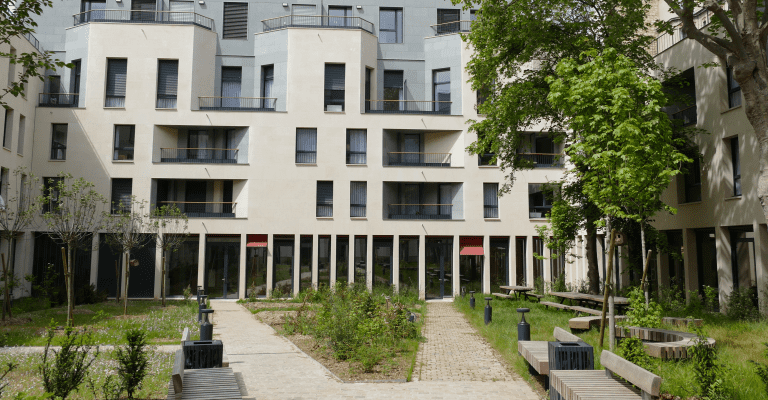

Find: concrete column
<box><xmin>312</xmin><ymin>234</ymin><xmax>318</xmax><ymax>290</ymax></box>
<box><xmin>715</xmin><ymin>226</ymin><xmax>732</xmax><ymax>310</ymax></box>
<box><xmin>266</xmin><ymin>234</ymin><xmax>274</xmax><ymax>297</ymax></box>
<box><xmin>509</xmin><ymin>236</ymin><xmax>517</xmax><ymax>287</ymax></box>
<box><xmin>239</xmin><ymin>234</ymin><xmax>247</xmax><ymax>299</ymax></box>
<box><xmin>754</xmin><ymin>223</ymin><xmax>768</xmax><ymax>315</ymax></box>
<box><xmin>526</xmin><ymin>236</ymin><xmax>534</xmax><ymax>287</ymax></box>
<box><xmin>366</xmin><ymin>235</ymin><xmax>373</xmax><ymax>291</ymax></box>
<box><xmin>418</xmin><ymin>234</ymin><xmax>425</xmax><ymax>300</ymax></box>
<box><xmin>154</xmin><ymin>235</ymin><xmax>162</xmax><ymax>299</ymax></box>
<box><xmin>330</xmin><ymin>235</ymin><xmax>337</xmax><ymax>290</ymax></box>
<box><xmin>393</xmin><ymin>236</ymin><xmax>400</xmax><ymax>292</ymax></box>
<box><xmin>197</xmin><ymin>234</ymin><xmax>206</xmax><ymax>293</ymax></box>
<box><xmin>293</xmin><ymin>235</ymin><xmax>300</xmax><ymax>297</ymax></box>
<box><xmin>682</xmin><ymin>228</ymin><xmax>698</xmax><ymax>302</ymax></box>
<box><xmin>453</xmin><ymin>235</ymin><xmax>460</xmax><ymax>296</ymax></box>
<box><xmin>482</xmin><ymin>236</ymin><xmax>490</xmax><ymax>293</ymax></box>
<box><xmin>90</xmin><ymin>234</ymin><xmax>100</xmax><ymax>288</ymax></box>
<box><xmin>348</xmin><ymin>236</ymin><xmax>354</xmax><ymax>284</ymax></box>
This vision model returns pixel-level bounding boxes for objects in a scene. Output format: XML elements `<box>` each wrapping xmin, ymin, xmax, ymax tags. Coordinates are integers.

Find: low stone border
<box><xmin>615</xmin><ymin>326</ymin><xmax>715</xmax><ymax>360</ymax></box>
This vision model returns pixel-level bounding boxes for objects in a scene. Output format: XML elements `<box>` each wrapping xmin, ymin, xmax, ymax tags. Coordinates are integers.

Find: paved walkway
<box><xmin>211</xmin><ymin>299</ymin><xmax>540</xmax><ymax>400</ymax></box>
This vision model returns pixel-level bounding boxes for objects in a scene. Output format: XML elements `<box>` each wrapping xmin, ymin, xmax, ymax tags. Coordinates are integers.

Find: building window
<box><xmin>42</xmin><ymin>177</ymin><xmax>63</xmax><ymax>213</ymax></box>
<box><xmin>296</xmin><ymin>128</ymin><xmax>317</xmax><ymax>164</ymax></box>
<box><xmin>50</xmin><ymin>124</ymin><xmax>67</xmax><ymax>160</ymax></box>
<box><xmin>80</xmin><ymin>0</ymin><xmax>106</xmax><ymax>23</ymax></box>
<box><xmin>383</xmin><ymin>70</ymin><xmax>404</xmax><ymax>111</ymax></box>
<box><xmin>262</xmin><ymin>65</ymin><xmax>274</xmax><ymax>107</ymax></box>
<box><xmin>433</xmin><ymin>69</ymin><xmax>450</xmax><ymax>113</ymax></box>
<box><xmin>17</xmin><ymin>115</ymin><xmax>24</xmax><ymax>155</ymax></box>
<box><xmin>2</xmin><ymin>108</ymin><xmax>12</xmax><ymax>149</ymax></box>
<box><xmin>157</xmin><ymin>60</ymin><xmax>178</xmax><ymax>109</ymax></box>
<box><xmin>222</xmin><ymin>2</ymin><xmax>248</xmax><ymax>39</ymax></box>
<box><xmin>379</xmin><ymin>8</ymin><xmax>403</xmax><ymax>43</ymax></box>
<box><xmin>484</xmin><ymin>183</ymin><xmax>499</xmax><ymax>218</ymax></box>
<box><xmin>168</xmin><ymin>0</ymin><xmax>193</xmax><ymax>22</ymax></box>
<box><xmin>113</xmin><ymin>125</ymin><xmax>135</xmax><ymax>160</ymax></box>
<box><xmin>346</xmin><ymin>129</ymin><xmax>366</xmax><ymax>164</ymax></box>
<box><xmin>364</xmin><ymin>68</ymin><xmax>372</xmax><ymax>111</ymax></box>
<box><xmin>528</xmin><ymin>183</ymin><xmax>552</xmax><ymax>218</ymax></box>
<box><xmin>470</xmin><ymin>10</ymin><xmax>478</xmax><ymax>21</ymax></box>
<box><xmin>324</xmin><ymin>64</ymin><xmax>345</xmax><ymax>111</ymax></box>
<box><xmin>682</xmin><ymin>155</ymin><xmax>702</xmax><ymax>203</ymax></box>
<box><xmin>436</xmin><ymin>9</ymin><xmax>460</xmax><ymax>34</ymax></box>
<box><xmin>727</xmin><ymin>66</ymin><xmax>742</xmax><ymax>108</ymax></box>
<box><xmin>317</xmin><ymin>181</ymin><xmax>333</xmax><ymax>217</ymax></box>
<box><xmin>328</xmin><ymin>6</ymin><xmax>352</xmax><ymax>26</ymax></box>
<box><xmin>130</xmin><ymin>0</ymin><xmax>156</xmax><ymax>21</ymax></box>
<box><xmin>70</xmin><ymin>60</ymin><xmax>81</xmax><ymax>106</ymax></box>
<box><xmin>478</xmin><ymin>151</ymin><xmax>496</xmax><ymax>166</ymax></box>
<box><xmin>6</xmin><ymin>47</ymin><xmax>15</xmax><ymax>87</ymax></box>
<box><xmin>350</xmin><ymin>181</ymin><xmax>366</xmax><ymax>217</ymax></box>
<box><xmin>105</xmin><ymin>58</ymin><xmax>127</xmax><ymax>107</ymax></box>
<box><xmin>111</xmin><ymin>178</ymin><xmax>132</xmax><ymax>214</ymax></box>
<box><xmin>731</xmin><ymin>137</ymin><xmax>741</xmax><ymax>196</ymax></box>
<box><xmin>221</xmin><ymin>66</ymin><xmax>242</xmax><ymax>108</ymax></box>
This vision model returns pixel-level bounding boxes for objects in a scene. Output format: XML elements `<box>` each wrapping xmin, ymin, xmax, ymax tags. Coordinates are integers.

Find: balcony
<box><xmin>158</xmin><ymin>201</ymin><xmax>236</xmax><ymax>218</ymax></box>
<box><xmin>671</xmin><ymin>105</ymin><xmax>697</xmax><ymax>127</ymax></box>
<box><xmin>518</xmin><ymin>153</ymin><xmax>564</xmax><ymax>168</ymax></box>
<box><xmin>366</xmin><ymin>100</ymin><xmax>451</xmax><ymax>115</ymax></box>
<box><xmin>430</xmin><ymin>20</ymin><xmax>472</xmax><ymax>36</ymax></box>
<box><xmin>72</xmin><ymin>10</ymin><xmax>214</xmax><ymax>31</ymax></box>
<box><xmin>388</xmin><ymin>204</ymin><xmax>453</xmax><ymax>220</ymax></box>
<box><xmin>652</xmin><ymin>10</ymin><xmax>711</xmax><ymax>56</ymax></box>
<box><xmin>160</xmin><ymin>148</ymin><xmax>238</xmax><ymax>164</ymax></box>
<box><xmin>262</xmin><ymin>15</ymin><xmax>374</xmax><ymax>34</ymax></box>
<box><xmin>198</xmin><ymin>97</ymin><xmax>276</xmax><ymax>112</ymax></box>
<box><xmin>388</xmin><ymin>152</ymin><xmax>451</xmax><ymax>167</ymax></box>
<box><xmin>39</xmin><ymin>93</ymin><xmax>78</xmax><ymax>107</ymax></box>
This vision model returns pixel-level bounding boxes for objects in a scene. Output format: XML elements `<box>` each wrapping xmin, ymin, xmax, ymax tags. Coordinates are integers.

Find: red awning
<box><xmin>246</xmin><ymin>234</ymin><xmax>268</xmax><ymax>247</ymax></box>
<box><xmin>459</xmin><ymin>236</ymin><xmax>484</xmax><ymax>255</ymax></box>
<box><xmin>460</xmin><ymin>246</ymin><xmax>484</xmax><ymax>256</ymax></box>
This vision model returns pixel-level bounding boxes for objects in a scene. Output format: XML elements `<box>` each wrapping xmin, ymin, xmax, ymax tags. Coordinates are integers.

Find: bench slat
<box><xmin>553</xmin><ymin>327</ymin><xmax>582</xmax><ymax>342</ymax></box>
<box><xmin>172</xmin><ymin>350</ymin><xmax>184</xmax><ymax>394</ymax></box>
<box><xmin>541</xmin><ymin>301</ymin><xmax>572</xmax><ymax>311</ymax></box>
<box><xmin>601</xmin><ymin>351</ymin><xmax>661</xmax><ymax>397</ymax></box>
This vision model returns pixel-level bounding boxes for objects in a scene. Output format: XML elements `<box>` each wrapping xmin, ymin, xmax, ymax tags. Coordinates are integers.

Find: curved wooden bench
<box><xmin>615</xmin><ymin>326</ymin><xmax>715</xmax><ymax>360</ymax></box>
<box><xmin>661</xmin><ymin>317</ymin><xmax>703</xmax><ymax>328</ymax></box>
<box><xmin>568</xmin><ymin>315</ymin><xmax>627</xmax><ymax>330</ymax></box>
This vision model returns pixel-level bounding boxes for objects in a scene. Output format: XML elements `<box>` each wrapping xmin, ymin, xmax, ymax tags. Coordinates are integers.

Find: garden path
<box><xmin>210</xmin><ymin>299</ymin><xmax>539</xmax><ymax>400</ymax></box>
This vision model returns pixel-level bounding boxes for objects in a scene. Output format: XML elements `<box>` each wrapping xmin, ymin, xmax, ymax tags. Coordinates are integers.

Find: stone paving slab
<box><xmin>211</xmin><ymin>299</ymin><xmax>540</xmax><ymax>400</ymax></box>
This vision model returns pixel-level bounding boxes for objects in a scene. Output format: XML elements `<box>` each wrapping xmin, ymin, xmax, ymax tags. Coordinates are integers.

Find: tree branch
<box><xmin>704</xmin><ymin>0</ymin><xmax>750</xmax><ymax>57</ymax></box>
<box><xmin>664</xmin><ymin>0</ymin><xmax>732</xmax><ymax>59</ymax></box>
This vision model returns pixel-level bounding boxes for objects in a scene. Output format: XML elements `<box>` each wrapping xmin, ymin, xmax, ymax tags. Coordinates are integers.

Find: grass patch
<box><xmin>454</xmin><ymin>294</ymin><xmax>768</xmax><ymax>399</ymax></box>
<box><xmin>0</xmin><ymin>300</ymin><xmax>199</xmax><ymax>346</ymax></box>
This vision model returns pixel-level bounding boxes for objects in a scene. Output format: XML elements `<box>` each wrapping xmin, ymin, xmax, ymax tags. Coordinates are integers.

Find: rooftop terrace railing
<box><xmin>389</xmin><ymin>204</ymin><xmax>453</xmax><ymax>220</ymax></box>
<box><xmin>262</xmin><ymin>15</ymin><xmax>374</xmax><ymax>34</ymax></box>
<box><xmin>73</xmin><ymin>10</ymin><xmax>215</xmax><ymax>31</ymax></box>
<box><xmin>366</xmin><ymin>100</ymin><xmax>452</xmax><ymax>115</ymax></box>
<box><xmin>518</xmin><ymin>153</ymin><xmax>564</xmax><ymax>168</ymax></box>
<box><xmin>388</xmin><ymin>152</ymin><xmax>451</xmax><ymax>167</ymax></box>
<box><xmin>23</xmin><ymin>32</ymin><xmax>43</xmax><ymax>53</ymax></box>
<box><xmin>652</xmin><ymin>10</ymin><xmax>711</xmax><ymax>56</ymax></box>
<box><xmin>198</xmin><ymin>97</ymin><xmax>277</xmax><ymax>111</ymax></box>
<box><xmin>39</xmin><ymin>93</ymin><xmax>79</xmax><ymax>107</ymax></box>
<box><xmin>430</xmin><ymin>20</ymin><xmax>473</xmax><ymax>36</ymax></box>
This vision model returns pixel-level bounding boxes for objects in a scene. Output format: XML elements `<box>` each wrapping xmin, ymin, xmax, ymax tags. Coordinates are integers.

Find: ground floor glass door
<box><xmin>425</xmin><ymin>237</ymin><xmax>453</xmax><ymax>299</ymax></box>
<box><xmin>373</xmin><ymin>237</ymin><xmax>393</xmax><ymax>288</ymax></box>
<box><xmin>205</xmin><ymin>236</ymin><xmax>240</xmax><ymax>299</ymax></box>
<box><xmin>247</xmin><ymin>246</ymin><xmax>267</xmax><ymax>297</ymax></box>
<box><xmin>273</xmin><ymin>236</ymin><xmax>294</xmax><ymax>295</ymax></box>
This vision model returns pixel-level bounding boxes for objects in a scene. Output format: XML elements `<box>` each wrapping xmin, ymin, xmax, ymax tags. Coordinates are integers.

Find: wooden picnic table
<box><xmin>499</xmin><ymin>285</ymin><xmax>535</xmax><ymax>300</ymax></box>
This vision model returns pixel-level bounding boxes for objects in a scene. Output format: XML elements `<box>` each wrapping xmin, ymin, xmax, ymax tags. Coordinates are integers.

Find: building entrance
<box><xmin>425</xmin><ymin>237</ymin><xmax>453</xmax><ymax>299</ymax></box>
<box><xmin>206</xmin><ymin>236</ymin><xmax>240</xmax><ymax>299</ymax></box>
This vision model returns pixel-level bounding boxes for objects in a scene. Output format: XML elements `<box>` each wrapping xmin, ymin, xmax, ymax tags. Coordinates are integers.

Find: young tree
<box><xmin>0</xmin><ymin>167</ymin><xmax>39</xmax><ymax>319</ymax></box>
<box><xmin>150</xmin><ymin>204</ymin><xmax>189</xmax><ymax>307</ymax></box>
<box><xmin>662</xmin><ymin>0</ymin><xmax>768</xmax><ymax>222</ymax></box>
<box><xmin>103</xmin><ymin>197</ymin><xmax>152</xmax><ymax>316</ymax></box>
<box><xmin>39</xmin><ymin>174</ymin><xmax>106</xmax><ymax>327</ymax></box>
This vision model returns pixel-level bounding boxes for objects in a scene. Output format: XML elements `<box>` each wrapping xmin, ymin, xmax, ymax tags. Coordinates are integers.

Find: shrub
<box><xmin>0</xmin><ymin>362</ymin><xmax>15</xmax><ymax>398</ymax></box>
<box><xmin>75</xmin><ymin>283</ymin><xmax>107</xmax><ymax>305</ymax></box>
<box><xmin>86</xmin><ymin>375</ymin><xmax>122</xmax><ymax>400</ymax></box>
<box><xmin>182</xmin><ymin>285</ymin><xmax>192</xmax><ymax>302</ymax></box>
<box><xmin>534</xmin><ymin>277</ymin><xmax>545</xmax><ymax>295</ymax></box>
<box><xmin>624</xmin><ymin>286</ymin><xmax>662</xmax><ymax>328</ymax></box>
<box><xmin>689</xmin><ymin>326</ymin><xmax>727</xmax><ymax>399</ymax></box>
<box><xmin>725</xmin><ymin>287</ymin><xmax>760</xmax><ymax>321</ymax></box>
<box><xmin>115</xmin><ymin>329</ymin><xmax>149</xmax><ymax>399</ymax></box>
<box><xmin>552</xmin><ymin>273</ymin><xmax>567</xmax><ymax>293</ymax></box>
<box><xmin>750</xmin><ymin>342</ymin><xmax>768</xmax><ymax>397</ymax></box>
<box><xmin>617</xmin><ymin>337</ymin><xmax>652</xmax><ymax>371</ymax></box>
<box><xmin>39</xmin><ymin>323</ymin><xmax>99</xmax><ymax>400</ymax></box>
<box><xmin>703</xmin><ymin>285</ymin><xmax>720</xmax><ymax>313</ymax></box>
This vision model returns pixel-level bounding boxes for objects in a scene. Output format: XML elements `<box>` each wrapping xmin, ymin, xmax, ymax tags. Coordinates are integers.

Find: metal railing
<box><xmin>262</xmin><ymin>15</ymin><xmax>374</xmax><ymax>34</ymax></box>
<box><xmin>388</xmin><ymin>204</ymin><xmax>453</xmax><ymax>220</ymax></box>
<box><xmin>23</xmin><ymin>32</ymin><xmax>43</xmax><ymax>53</ymax></box>
<box><xmin>529</xmin><ymin>208</ymin><xmax>551</xmax><ymax>219</ymax></box>
<box><xmin>158</xmin><ymin>201</ymin><xmax>236</xmax><ymax>218</ymax></box>
<box><xmin>430</xmin><ymin>20</ymin><xmax>473</xmax><ymax>36</ymax></box>
<box><xmin>518</xmin><ymin>153</ymin><xmax>564</xmax><ymax>168</ymax></box>
<box><xmin>484</xmin><ymin>205</ymin><xmax>499</xmax><ymax>219</ymax></box>
<box><xmin>159</xmin><ymin>148</ymin><xmax>239</xmax><ymax>164</ymax></box>
<box><xmin>366</xmin><ymin>100</ymin><xmax>452</xmax><ymax>115</ymax></box>
<box><xmin>198</xmin><ymin>97</ymin><xmax>277</xmax><ymax>111</ymax></box>
<box><xmin>73</xmin><ymin>10</ymin><xmax>215</xmax><ymax>31</ymax></box>
<box><xmin>652</xmin><ymin>10</ymin><xmax>711</xmax><ymax>56</ymax></box>
<box><xmin>388</xmin><ymin>152</ymin><xmax>451</xmax><ymax>167</ymax></box>
<box><xmin>39</xmin><ymin>93</ymin><xmax>79</xmax><ymax>107</ymax></box>
<box><xmin>671</xmin><ymin>105</ymin><xmax>697</xmax><ymax>127</ymax></box>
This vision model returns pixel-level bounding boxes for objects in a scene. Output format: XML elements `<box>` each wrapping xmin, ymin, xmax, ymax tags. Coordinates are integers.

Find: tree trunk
<box><xmin>641</xmin><ymin>224</ymin><xmax>648</xmax><ymax>305</ymax></box>
<box><xmin>599</xmin><ymin>229</ymin><xmax>617</xmax><ymax>348</ymax></box>
<box><xmin>115</xmin><ymin>259</ymin><xmax>120</xmax><ymax>303</ymax></box>
<box><xmin>585</xmin><ymin>214</ymin><xmax>600</xmax><ymax>294</ymax></box>
<box><xmin>64</xmin><ymin>246</ymin><xmax>74</xmax><ymax>327</ymax></box>
<box><xmin>162</xmin><ymin>253</ymin><xmax>167</xmax><ymax>307</ymax></box>
<box><xmin>1</xmin><ymin>253</ymin><xmax>7</xmax><ymax>321</ymax></box>
<box><xmin>123</xmin><ymin>252</ymin><xmax>129</xmax><ymax>316</ymax></box>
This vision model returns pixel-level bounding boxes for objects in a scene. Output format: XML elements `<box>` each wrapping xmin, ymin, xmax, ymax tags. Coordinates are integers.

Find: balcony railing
<box><xmin>484</xmin><ymin>206</ymin><xmax>499</xmax><ymax>219</ymax></box>
<box><xmin>671</xmin><ymin>105</ymin><xmax>697</xmax><ymax>127</ymax></box>
<box><xmin>159</xmin><ymin>148</ymin><xmax>238</xmax><ymax>164</ymax></box>
<box><xmin>652</xmin><ymin>10</ymin><xmax>711</xmax><ymax>56</ymax></box>
<box><xmin>518</xmin><ymin>153</ymin><xmax>564</xmax><ymax>168</ymax></box>
<box><xmin>39</xmin><ymin>93</ymin><xmax>79</xmax><ymax>107</ymax></box>
<box><xmin>158</xmin><ymin>201</ymin><xmax>236</xmax><ymax>218</ymax></box>
<box><xmin>262</xmin><ymin>15</ymin><xmax>374</xmax><ymax>34</ymax></box>
<box><xmin>73</xmin><ymin>10</ymin><xmax>215</xmax><ymax>31</ymax></box>
<box><xmin>23</xmin><ymin>32</ymin><xmax>43</xmax><ymax>53</ymax></box>
<box><xmin>430</xmin><ymin>20</ymin><xmax>473</xmax><ymax>36</ymax></box>
<box><xmin>388</xmin><ymin>152</ymin><xmax>451</xmax><ymax>167</ymax></box>
<box><xmin>198</xmin><ymin>97</ymin><xmax>277</xmax><ymax>111</ymax></box>
<box><xmin>388</xmin><ymin>204</ymin><xmax>453</xmax><ymax>220</ymax></box>
<box><xmin>366</xmin><ymin>100</ymin><xmax>451</xmax><ymax>115</ymax></box>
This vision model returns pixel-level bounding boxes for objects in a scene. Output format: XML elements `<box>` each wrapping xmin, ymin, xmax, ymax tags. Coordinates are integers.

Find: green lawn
<box><xmin>454</xmin><ymin>295</ymin><xmax>768</xmax><ymax>399</ymax></box>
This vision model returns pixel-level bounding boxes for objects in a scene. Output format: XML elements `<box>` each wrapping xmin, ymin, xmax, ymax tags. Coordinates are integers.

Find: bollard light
<box><xmin>517</xmin><ymin>307</ymin><xmax>531</xmax><ymax>342</ymax></box>
<box><xmin>198</xmin><ymin>294</ymin><xmax>208</xmax><ymax>322</ymax></box>
<box><xmin>200</xmin><ymin>309</ymin><xmax>214</xmax><ymax>341</ymax></box>
<box><xmin>484</xmin><ymin>297</ymin><xmax>493</xmax><ymax>325</ymax></box>
<box><xmin>469</xmin><ymin>291</ymin><xmax>476</xmax><ymax>309</ymax></box>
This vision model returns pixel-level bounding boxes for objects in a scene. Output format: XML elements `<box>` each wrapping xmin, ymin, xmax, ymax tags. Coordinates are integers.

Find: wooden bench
<box><xmin>568</xmin><ymin>315</ymin><xmax>626</xmax><ymax>330</ymax></box>
<box><xmin>541</xmin><ymin>301</ymin><xmax>573</xmax><ymax>312</ymax></box>
<box><xmin>518</xmin><ymin>327</ymin><xmax>582</xmax><ymax>376</ymax></box>
<box><xmin>168</xmin><ymin>329</ymin><xmax>239</xmax><ymax>399</ymax></box>
<box><xmin>550</xmin><ymin>350</ymin><xmax>661</xmax><ymax>400</ymax></box>
<box><xmin>570</xmin><ymin>306</ymin><xmax>603</xmax><ymax>316</ymax></box>
<box><xmin>492</xmin><ymin>292</ymin><xmax>514</xmax><ymax>300</ymax></box>
<box><xmin>615</xmin><ymin>326</ymin><xmax>714</xmax><ymax>360</ymax></box>
<box><xmin>661</xmin><ymin>317</ymin><xmax>703</xmax><ymax>328</ymax></box>
<box><xmin>524</xmin><ymin>293</ymin><xmax>543</xmax><ymax>302</ymax></box>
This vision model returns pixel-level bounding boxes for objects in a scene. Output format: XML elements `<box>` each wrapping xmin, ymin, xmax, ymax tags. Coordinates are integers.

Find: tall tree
<box><xmin>0</xmin><ymin>167</ymin><xmax>39</xmax><ymax>319</ymax></box>
<box><xmin>39</xmin><ymin>174</ymin><xmax>106</xmax><ymax>327</ymax></box>
<box><xmin>661</xmin><ymin>0</ymin><xmax>768</xmax><ymax>222</ymax></box>
<box><xmin>150</xmin><ymin>204</ymin><xmax>189</xmax><ymax>308</ymax></box>
<box><xmin>452</xmin><ymin>0</ymin><xmax>656</xmax><ymax>293</ymax></box>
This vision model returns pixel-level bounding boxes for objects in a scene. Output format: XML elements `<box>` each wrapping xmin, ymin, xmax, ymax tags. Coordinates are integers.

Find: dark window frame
<box><xmin>350</xmin><ymin>181</ymin><xmax>366</xmax><ymax>218</ymax></box>
<box><xmin>222</xmin><ymin>2</ymin><xmax>248</xmax><ymax>39</ymax></box>
<box><xmin>105</xmin><ymin>58</ymin><xmax>127</xmax><ymax>107</ymax></box>
<box><xmin>683</xmin><ymin>154</ymin><xmax>702</xmax><ymax>203</ymax></box>
<box><xmin>731</xmin><ymin>137</ymin><xmax>741</xmax><ymax>196</ymax></box>
<box><xmin>156</xmin><ymin>59</ymin><xmax>179</xmax><ymax>109</ymax></box>
<box><xmin>50</xmin><ymin>124</ymin><xmax>67</xmax><ymax>160</ymax></box>
<box><xmin>379</xmin><ymin>8</ymin><xmax>403</xmax><ymax>43</ymax></box>
<box><xmin>346</xmin><ymin>129</ymin><xmax>366</xmax><ymax>164</ymax></box>
<box><xmin>727</xmin><ymin>66</ymin><xmax>742</xmax><ymax>108</ymax></box>
<box><xmin>113</xmin><ymin>125</ymin><xmax>135</xmax><ymax>161</ymax></box>
<box><xmin>42</xmin><ymin>176</ymin><xmax>63</xmax><ymax>214</ymax></box>
<box><xmin>111</xmin><ymin>178</ymin><xmax>133</xmax><ymax>214</ymax></box>
<box><xmin>316</xmin><ymin>181</ymin><xmax>333</xmax><ymax>217</ymax></box>
<box><xmin>295</xmin><ymin>128</ymin><xmax>317</xmax><ymax>164</ymax></box>
<box><xmin>483</xmin><ymin>183</ymin><xmax>499</xmax><ymax>218</ymax></box>
<box><xmin>324</xmin><ymin>63</ymin><xmax>345</xmax><ymax>111</ymax></box>
<box><xmin>432</xmin><ymin>68</ymin><xmax>450</xmax><ymax>113</ymax></box>
<box><xmin>528</xmin><ymin>183</ymin><xmax>553</xmax><ymax>218</ymax></box>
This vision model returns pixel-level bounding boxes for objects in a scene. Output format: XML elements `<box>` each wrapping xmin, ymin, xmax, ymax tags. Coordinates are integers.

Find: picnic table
<box><xmin>549</xmin><ymin>291</ymin><xmax>629</xmax><ymax>313</ymax></box>
<box><xmin>498</xmin><ymin>285</ymin><xmax>539</xmax><ymax>301</ymax></box>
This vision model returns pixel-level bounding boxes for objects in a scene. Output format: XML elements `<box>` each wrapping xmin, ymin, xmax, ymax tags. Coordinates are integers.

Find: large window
<box><xmin>42</xmin><ymin>177</ymin><xmax>63</xmax><ymax>213</ymax></box>
<box><xmin>111</xmin><ymin>178</ymin><xmax>132</xmax><ymax>214</ymax></box>
<box><xmin>478</xmin><ymin>150</ymin><xmax>496</xmax><ymax>166</ymax></box>
<box><xmin>6</xmin><ymin>47</ymin><xmax>14</xmax><ymax>87</ymax></box>
<box><xmin>528</xmin><ymin>183</ymin><xmax>552</xmax><ymax>218</ymax></box>
<box><xmin>317</xmin><ymin>181</ymin><xmax>333</xmax><ymax>217</ymax></box>
<box><xmin>221</xmin><ymin>66</ymin><xmax>242</xmax><ymax>108</ymax></box>
<box><xmin>484</xmin><ymin>183</ymin><xmax>499</xmax><ymax>218</ymax></box>
<box><xmin>105</xmin><ymin>59</ymin><xmax>127</xmax><ymax>107</ymax></box>
<box><xmin>328</xmin><ymin>6</ymin><xmax>351</xmax><ymax>26</ymax></box>
<box><xmin>2</xmin><ymin>108</ymin><xmax>13</xmax><ymax>149</ymax></box>
<box><xmin>379</xmin><ymin>8</ymin><xmax>403</xmax><ymax>43</ymax></box>
<box><xmin>296</xmin><ymin>128</ymin><xmax>317</xmax><ymax>164</ymax></box>
<box><xmin>130</xmin><ymin>0</ymin><xmax>155</xmax><ymax>21</ymax></box>
<box><xmin>261</xmin><ymin>65</ymin><xmax>274</xmax><ymax>106</ymax></box>
<box><xmin>80</xmin><ymin>0</ymin><xmax>106</xmax><ymax>22</ymax></box>
<box><xmin>222</xmin><ymin>2</ymin><xmax>248</xmax><ymax>39</ymax></box>
<box><xmin>156</xmin><ymin>60</ymin><xmax>178</xmax><ymax>109</ymax></box>
<box><xmin>70</xmin><ymin>60</ymin><xmax>81</xmax><ymax>105</ymax></box>
<box><xmin>17</xmin><ymin>115</ymin><xmax>24</xmax><ymax>155</ymax></box>
<box><xmin>727</xmin><ymin>66</ymin><xmax>742</xmax><ymax>108</ymax></box>
<box><xmin>683</xmin><ymin>155</ymin><xmax>702</xmax><ymax>203</ymax></box>
<box><xmin>346</xmin><ymin>129</ymin><xmax>366</xmax><ymax>164</ymax></box>
<box><xmin>383</xmin><ymin>70</ymin><xmax>404</xmax><ymax>111</ymax></box>
<box><xmin>324</xmin><ymin>64</ymin><xmax>345</xmax><ymax>111</ymax></box>
<box><xmin>433</xmin><ymin>69</ymin><xmax>451</xmax><ymax>113</ymax></box>
<box><xmin>436</xmin><ymin>9</ymin><xmax>460</xmax><ymax>34</ymax></box>
<box><xmin>350</xmin><ymin>181</ymin><xmax>366</xmax><ymax>218</ymax></box>
<box><xmin>113</xmin><ymin>125</ymin><xmax>135</xmax><ymax>160</ymax></box>
<box><xmin>50</xmin><ymin>124</ymin><xmax>67</xmax><ymax>160</ymax></box>
<box><xmin>731</xmin><ymin>137</ymin><xmax>741</xmax><ymax>196</ymax></box>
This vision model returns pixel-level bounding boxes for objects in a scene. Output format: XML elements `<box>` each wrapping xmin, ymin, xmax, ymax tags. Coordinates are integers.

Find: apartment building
<box><xmin>1</xmin><ymin>0</ymin><xmax>570</xmax><ymax>301</ymax></box>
